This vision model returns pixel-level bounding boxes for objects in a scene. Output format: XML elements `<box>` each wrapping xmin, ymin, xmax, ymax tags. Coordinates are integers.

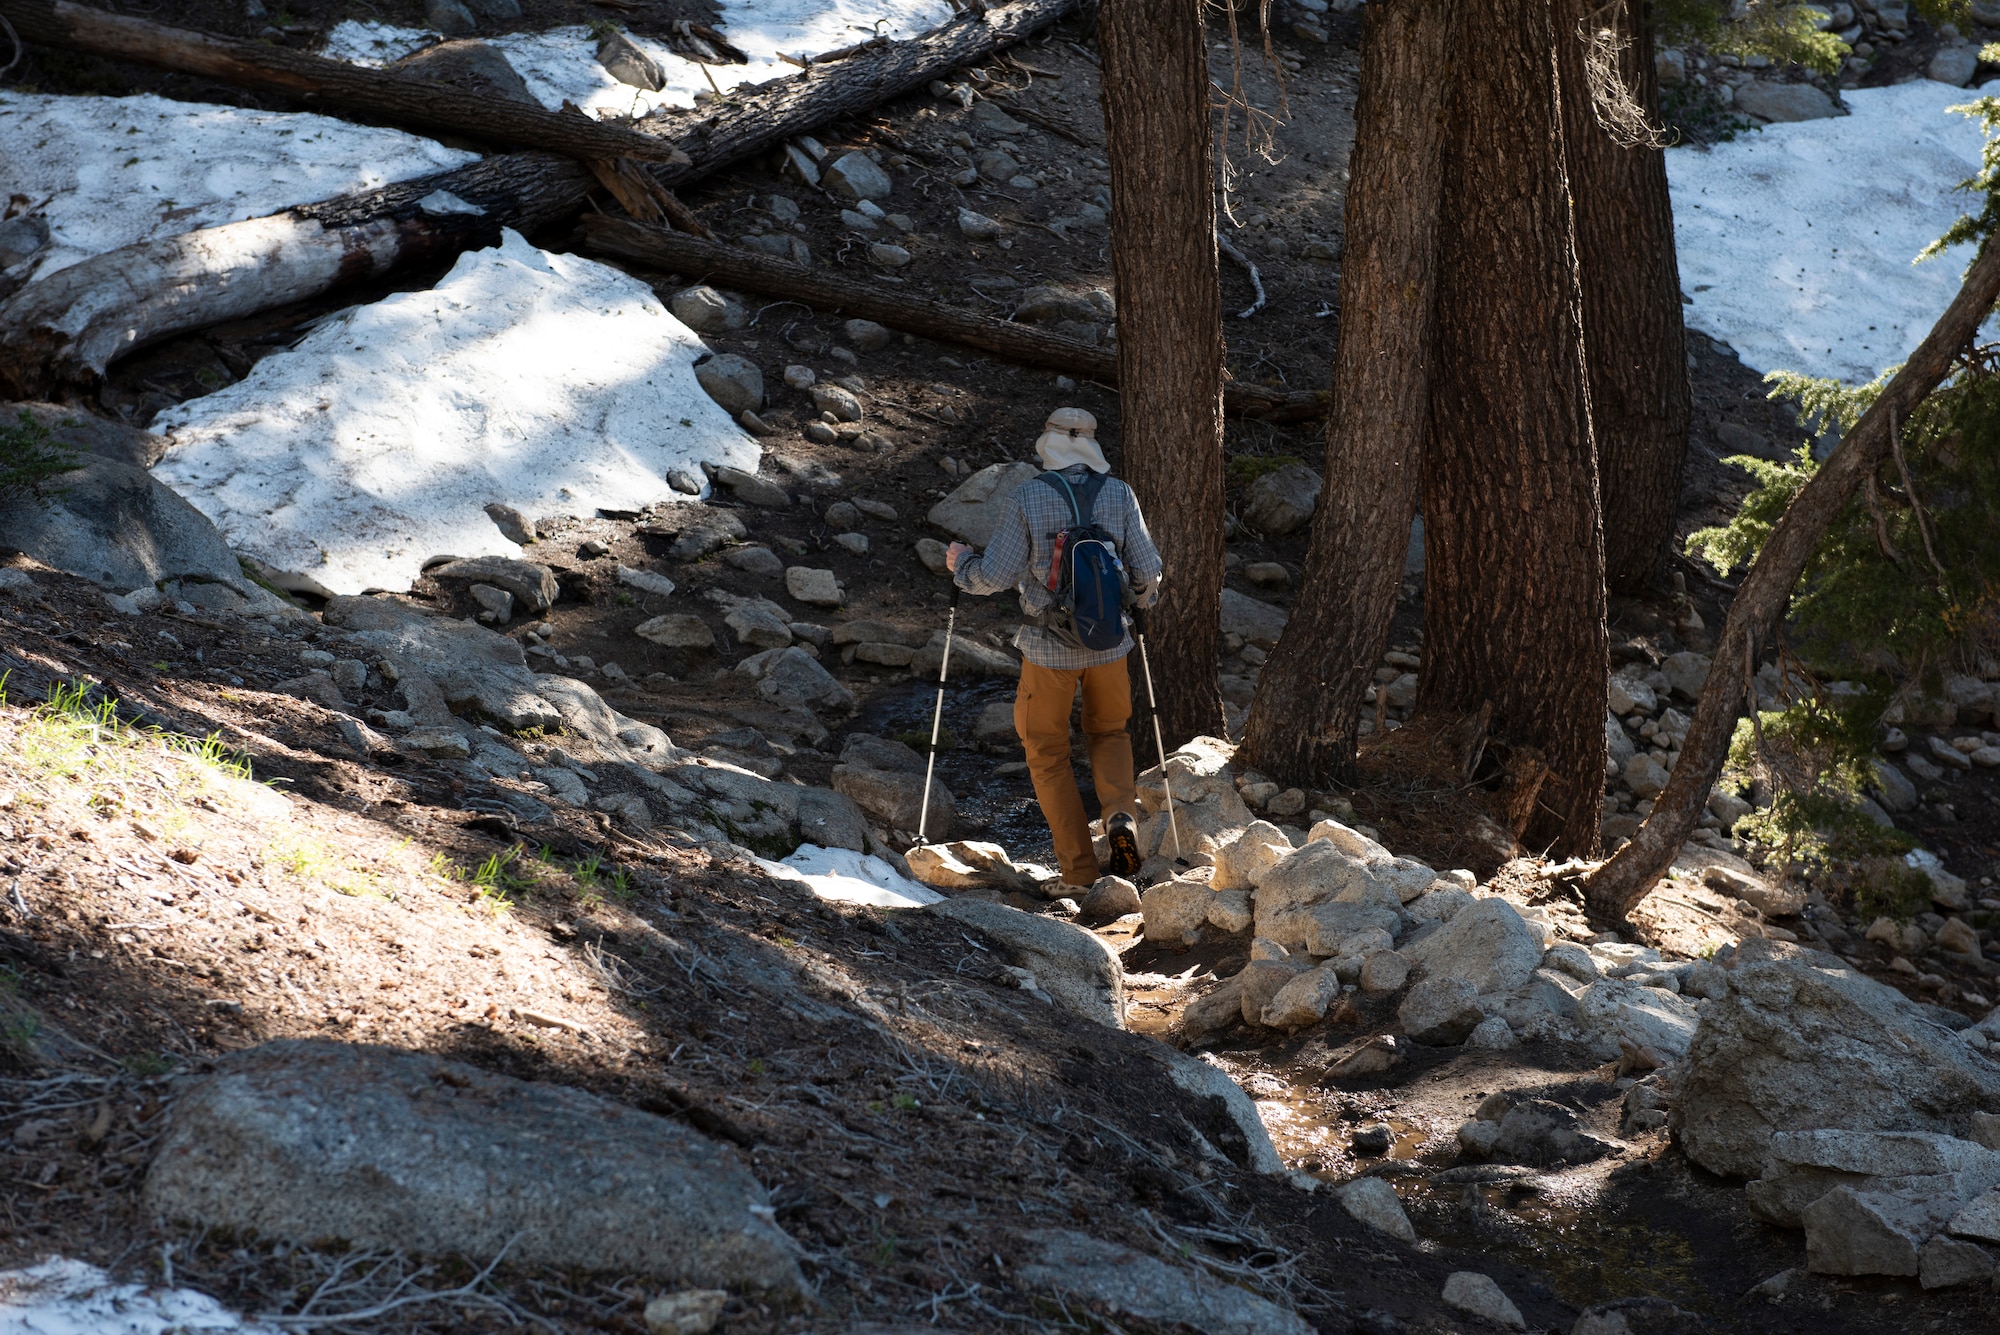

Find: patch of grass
<box><xmin>891</xmin><ymin>728</ymin><xmax>955</xmax><ymax>753</ymax></box>
<box><xmin>0</xmin><ymin>409</ymin><xmax>82</xmax><ymax>503</ymax></box>
<box><xmin>266</xmin><ymin>833</ymin><xmax>389</xmax><ymax>899</ymax></box>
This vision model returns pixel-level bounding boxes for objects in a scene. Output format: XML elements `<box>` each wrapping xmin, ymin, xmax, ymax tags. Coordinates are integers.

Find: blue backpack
<box><xmin>1037</xmin><ymin>470</ymin><xmax>1132</xmax><ymax>652</ymax></box>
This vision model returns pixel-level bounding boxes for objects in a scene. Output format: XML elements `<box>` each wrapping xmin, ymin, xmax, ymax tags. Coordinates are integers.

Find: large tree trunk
<box><xmin>1098</xmin><ymin>0</ymin><xmax>1227</xmax><ymax>750</ymax></box>
<box><xmin>1558</xmin><ymin>0</ymin><xmax>1692</xmax><ymax>592</ymax></box>
<box><xmin>582</xmin><ymin>217</ymin><xmax>1318</xmax><ymax>419</ymax></box>
<box><xmin>1418</xmin><ymin>0</ymin><xmax>1607</xmax><ymax>856</ymax></box>
<box><xmin>0</xmin><ymin>153</ymin><xmax>591</xmax><ymax>398</ymax></box>
<box><xmin>0</xmin><ymin>0</ymin><xmax>686</xmax><ymax>162</ymax></box>
<box><xmin>1241</xmin><ymin>0</ymin><xmax>1456</xmax><ymax>784</ymax></box>
<box><xmin>1585</xmin><ymin>235</ymin><xmax>2000</xmax><ymax>919</ymax></box>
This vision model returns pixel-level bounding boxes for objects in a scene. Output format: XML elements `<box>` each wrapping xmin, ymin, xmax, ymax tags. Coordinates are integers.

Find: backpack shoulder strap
<box><xmin>1072</xmin><ymin>471</ymin><xmax>1111</xmax><ymax>524</ymax></box>
<box><xmin>1037</xmin><ymin>471</ymin><xmax>1085</xmax><ymax>527</ymax></box>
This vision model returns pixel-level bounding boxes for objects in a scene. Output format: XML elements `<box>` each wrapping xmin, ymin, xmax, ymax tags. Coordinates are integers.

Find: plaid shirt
<box><xmin>953</xmin><ymin>465</ymin><xmax>1164</xmax><ymax>670</ymax></box>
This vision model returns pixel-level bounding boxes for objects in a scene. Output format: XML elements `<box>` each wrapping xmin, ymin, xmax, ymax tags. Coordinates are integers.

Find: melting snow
<box><xmin>0</xmin><ymin>92</ymin><xmax>477</xmax><ymax>283</ymax></box>
<box><xmin>0</xmin><ymin>1257</ymin><xmax>277</xmax><ymax>1335</ymax></box>
<box><xmin>757</xmin><ymin>845</ymin><xmax>944</xmax><ymax>909</ymax></box>
<box><xmin>321</xmin><ymin>0</ymin><xmax>955</xmax><ymax>118</ymax></box>
<box><xmin>152</xmin><ymin>230</ymin><xmax>758</xmax><ymax>597</ymax></box>
<box><xmin>1668</xmin><ymin>79</ymin><xmax>1998</xmax><ymax>387</ymax></box>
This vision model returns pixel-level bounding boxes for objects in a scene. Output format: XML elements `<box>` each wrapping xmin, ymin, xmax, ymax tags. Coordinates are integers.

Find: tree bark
<box><xmin>1557</xmin><ymin>0</ymin><xmax>1692</xmax><ymax>592</ymax></box>
<box><xmin>0</xmin><ymin>154</ymin><xmax>590</xmax><ymax>398</ymax></box>
<box><xmin>0</xmin><ymin>0</ymin><xmax>688</xmax><ymax>162</ymax></box>
<box><xmin>1099</xmin><ymin>0</ymin><xmax>1227</xmax><ymax>750</ymax></box>
<box><xmin>1418</xmin><ymin>0</ymin><xmax>1608</xmax><ymax>857</ymax></box>
<box><xmin>581</xmin><ymin>216</ymin><xmax>1318</xmax><ymax>418</ymax></box>
<box><xmin>1584</xmin><ymin>235</ymin><xmax>2000</xmax><ymax>919</ymax></box>
<box><xmin>1240</xmin><ymin>0</ymin><xmax>1456</xmax><ymax>785</ymax></box>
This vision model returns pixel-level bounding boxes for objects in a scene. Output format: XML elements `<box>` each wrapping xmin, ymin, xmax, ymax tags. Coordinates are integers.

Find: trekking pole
<box><xmin>917</xmin><ymin>583</ymin><xmax>959</xmax><ymax>846</ymax></box>
<box><xmin>1133</xmin><ymin>608</ymin><xmax>1184</xmax><ymax>862</ymax></box>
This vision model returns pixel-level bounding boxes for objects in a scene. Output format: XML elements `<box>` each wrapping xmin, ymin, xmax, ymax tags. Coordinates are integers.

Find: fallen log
<box><xmin>0</xmin><ymin>0</ymin><xmax>687</xmax><ymax>163</ymax></box>
<box><xmin>580</xmin><ymin>216</ymin><xmax>1326</xmax><ymax>421</ymax></box>
<box><xmin>1582</xmin><ymin>233</ymin><xmax>2000</xmax><ymax>921</ymax></box>
<box><xmin>0</xmin><ymin>0</ymin><xmax>1087</xmax><ymax>397</ymax></box>
<box><xmin>0</xmin><ymin>153</ymin><xmax>592</xmax><ymax>399</ymax></box>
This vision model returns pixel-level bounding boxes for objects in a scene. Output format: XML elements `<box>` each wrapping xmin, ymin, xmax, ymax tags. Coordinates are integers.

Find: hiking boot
<box><xmin>1105</xmin><ymin>812</ymin><xmax>1143</xmax><ymax>879</ymax></box>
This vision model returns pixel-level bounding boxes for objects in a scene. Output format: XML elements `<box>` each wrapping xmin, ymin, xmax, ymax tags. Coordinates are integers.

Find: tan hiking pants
<box><xmin>1015</xmin><ymin>657</ymin><xmax>1138</xmax><ymax>886</ymax></box>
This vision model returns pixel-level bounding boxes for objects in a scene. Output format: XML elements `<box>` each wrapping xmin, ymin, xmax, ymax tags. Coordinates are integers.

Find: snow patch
<box><xmin>756</xmin><ymin>845</ymin><xmax>943</xmax><ymax>908</ymax></box>
<box><xmin>321</xmin><ymin>0</ymin><xmax>954</xmax><ymax>118</ymax></box>
<box><xmin>0</xmin><ymin>92</ymin><xmax>477</xmax><ymax>284</ymax></box>
<box><xmin>1668</xmin><ymin>80</ymin><xmax>1998</xmax><ymax>387</ymax></box>
<box><xmin>0</xmin><ymin>1257</ymin><xmax>278</xmax><ymax>1335</ymax></box>
<box><xmin>152</xmin><ymin>230</ymin><xmax>758</xmax><ymax>597</ymax></box>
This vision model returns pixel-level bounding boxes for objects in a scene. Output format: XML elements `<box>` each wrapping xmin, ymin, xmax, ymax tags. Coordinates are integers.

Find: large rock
<box><xmin>735</xmin><ymin>646</ymin><xmax>855</xmax><ymax>711</ymax></box>
<box><xmin>1219</xmin><ymin>589</ymin><xmax>1288</xmax><ymax>648</ymax></box>
<box><xmin>1403</xmin><ymin>897</ymin><xmax>1545</xmax><ymax>997</ymax></box>
<box><xmin>325</xmin><ymin>595</ymin><xmax>562</xmax><ymax>730</ymax></box>
<box><xmin>1143</xmin><ymin>877</ymin><xmax>1215</xmax><ymax>944</ymax></box>
<box><xmin>1014</xmin><ymin>1229</ymin><xmax>1312</xmax><ymax>1335</ymax></box>
<box><xmin>1135</xmin><ymin>736</ymin><xmax>1253</xmax><ymax>859</ymax></box>
<box><xmin>428</xmin><ymin>556</ymin><xmax>558</xmax><ymax>613</ymax></box>
<box><xmin>822</xmin><ymin>151</ymin><xmax>893</xmax><ymax>202</ymax></box>
<box><xmin>831</xmin><ymin>763</ymin><xmax>954</xmax><ymax>835</ymax></box>
<box><xmin>1239</xmin><ymin>463</ymin><xmax>1322</xmax><ymax>536</ymax></box>
<box><xmin>927</xmin><ymin>898</ymin><xmax>1124</xmax><ymax>1026</ymax></box>
<box><xmin>1675</xmin><ymin>941</ymin><xmax>2000</xmax><ymax>1178</ymax></box>
<box><xmin>694</xmin><ymin>354</ymin><xmax>764</xmax><ymax>416</ymax></box>
<box><xmin>1213</xmin><ymin>821</ymin><xmax>1291</xmax><ymax>891</ymax></box>
<box><xmin>1746</xmin><ymin>1129</ymin><xmax>2000</xmax><ymax>1229</ymax></box>
<box><xmin>596</xmin><ymin>29</ymin><xmax>665</xmax><ymax>90</ymax></box>
<box><xmin>387</xmin><ymin>39</ymin><xmax>536</xmax><ymax>103</ymax></box>
<box><xmin>0</xmin><ymin>453</ymin><xmax>253</xmax><ymax>596</ymax></box>
<box><xmin>1573</xmin><ymin>977</ymin><xmax>1701</xmax><ymax>1059</ymax></box>
<box><xmin>924</xmin><ymin>461</ymin><xmax>1041</xmax><ymax>545</ymax></box>
<box><xmin>1400</xmin><ymin>976</ymin><xmax>1486</xmax><ymax>1045</ymax></box>
<box><xmin>1336</xmin><ymin>1177</ymin><xmax>1416</xmax><ymax>1242</ymax></box>
<box><xmin>1802</xmin><ymin>1185</ymin><xmax>1952</xmax><ymax>1276</ymax></box>
<box><xmin>532</xmin><ymin>675</ymin><xmax>679</xmax><ymax>767</ymax></box>
<box><xmin>144</xmin><ymin>1040</ymin><xmax>800</xmax><ymax>1290</ymax></box>
<box><xmin>1733</xmin><ymin>81</ymin><xmax>1839</xmax><ymax>123</ymax></box>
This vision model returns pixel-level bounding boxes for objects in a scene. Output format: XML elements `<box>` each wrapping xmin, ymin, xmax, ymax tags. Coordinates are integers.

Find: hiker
<box><xmin>946</xmin><ymin>407</ymin><xmax>1163</xmax><ymax>890</ymax></box>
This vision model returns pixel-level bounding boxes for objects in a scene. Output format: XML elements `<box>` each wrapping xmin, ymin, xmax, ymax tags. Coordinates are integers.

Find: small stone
<box><xmin>976</xmin><ymin>150</ymin><xmax>1021</xmax><ymax>182</ymax></box>
<box><xmin>634</xmin><ymin>614</ymin><xmax>714</xmax><ymax>650</ymax></box>
<box><xmin>723</xmin><ymin>546</ymin><xmax>785</xmax><ymax>577</ymax></box>
<box><xmin>1262</xmin><ymin>966</ymin><xmax>1341</xmax><ymax>1028</ymax></box>
<box><xmin>783</xmin><ymin>365</ymin><xmax>816</xmax><ymax>392</ymax></box>
<box><xmin>694</xmin><ymin>354</ymin><xmax>763</xmax><ymax>415</ymax></box>
<box><xmin>644</xmin><ymin>1289</ymin><xmax>728</xmax><ymax>1335</ymax></box>
<box><xmin>916</xmin><ymin>539</ymin><xmax>951</xmax><ymax>574</ymax></box>
<box><xmin>1267</xmin><ymin>787</ymin><xmax>1307</xmax><ymax>817</ymax></box>
<box><xmin>803</xmin><ymin>421</ymin><xmax>838</xmax><ymax>445</ymax></box>
<box><xmin>1625</xmin><ymin>753</ymin><xmax>1670</xmax><ymax>799</ymax></box>
<box><xmin>483</xmin><ymin>502</ymin><xmax>536</xmax><ymax>544</ymax></box>
<box><xmin>811</xmin><ymin>384</ymin><xmax>863</xmax><ymax>422</ymax></box>
<box><xmin>618</xmin><ymin>566</ymin><xmax>677</xmax><ymax>598</ymax></box>
<box><xmin>843</xmin><ymin>319</ymin><xmax>892</xmax><ymax>352</ymax></box>
<box><xmin>957</xmin><ymin>208</ymin><xmax>1001</xmax><ymax>241</ymax></box>
<box><xmin>1143</xmin><ymin>878</ymin><xmax>1215</xmax><ymax>945</ymax></box>
<box><xmin>714</xmin><ymin>466</ymin><xmax>789</xmax><ymax>509</ymax></box>
<box><xmin>785</xmin><ymin>567</ymin><xmax>843</xmax><ymax>607</ymax></box>
<box><xmin>1337</xmin><ymin>1176</ymin><xmax>1416</xmax><ymax>1243</ymax></box>
<box><xmin>823</xmin><ymin>151</ymin><xmax>893</xmax><ymax>202</ymax></box>
<box><xmin>1467</xmin><ymin>1015</ymin><xmax>1518</xmax><ymax>1050</ymax></box>
<box><xmin>833</xmin><ymin>532</ymin><xmax>870</xmax><ymax>556</ymax></box>
<box><xmin>669</xmin><ymin>285</ymin><xmax>731</xmax><ymax>333</ymax></box>
<box><xmin>1929</xmin><ymin>45</ymin><xmax>1979</xmax><ymax>87</ymax></box>
<box><xmin>1244</xmin><ymin>562</ymin><xmax>1290</xmax><ymax>588</ymax></box>
<box><xmin>423</xmin><ymin>0</ymin><xmax>477</xmax><ymax>36</ymax></box>
<box><xmin>1350</xmin><ymin>1122</ymin><xmax>1394</xmax><ymax>1155</ymax></box>
<box><xmin>1458</xmin><ymin>1118</ymin><xmax>1501</xmax><ymax>1157</ymax></box>
<box><xmin>1080</xmin><ymin>876</ymin><xmax>1141</xmax><ymax>923</ymax></box>
<box><xmin>668</xmin><ymin>469</ymin><xmax>703</xmax><ymax>495</ymax></box>
<box><xmin>823</xmin><ymin>501</ymin><xmax>863</xmax><ymax>531</ymax></box>
<box><xmin>1919</xmin><ymin>1236</ymin><xmax>1995</xmax><ymax>1289</ymax></box>
<box><xmin>1441</xmin><ymin>1273</ymin><xmax>1524</xmax><ymax>1330</ymax></box>
<box><xmin>468</xmin><ymin>583</ymin><xmax>513</xmax><ymax>623</ymax></box>
<box><xmin>1359</xmin><ymin>950</ymin><xmax>1410</xmax><ymax>994</ymax></box>
<box><xmin>596</xmin><ymin>29</ymin><xmax>665</xmax><ymax>90</ymax></box>
<box><xmin>1208</xmin><ymin>888</ymin><xmax>1253</xmax><ymax>934</ymax></box>
<box><xmin>868</xmin><ymin>243</ymin><xmax>913</xmax><ymax>268</ymax></box>
<box><xmin>1939</xmin><ymin>917</ymin><xmax>1982</xmax><ymax>956</ymax></box>
<box><xmin>402</xmin><ymin>726</ymin><xmax>471</xmax><ymax>759</ymax></box>
<box><xmin>1399</xmin><ymin>976</ymin><xmax>1485</xmax><ymax>1045</ymax></box>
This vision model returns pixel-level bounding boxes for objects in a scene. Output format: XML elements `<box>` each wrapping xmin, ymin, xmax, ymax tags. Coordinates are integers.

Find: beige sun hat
<box><xmin>1033</xmin><ymin>406</ymin><xmax>1110</xmax><ymax>474</ymax></box>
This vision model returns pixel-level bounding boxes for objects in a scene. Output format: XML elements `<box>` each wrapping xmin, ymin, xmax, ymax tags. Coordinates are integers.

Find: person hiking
<box><xmin>945</xmin><ymin>407</ymin><xmax>1163</xmax><ymax>891</ymax></box>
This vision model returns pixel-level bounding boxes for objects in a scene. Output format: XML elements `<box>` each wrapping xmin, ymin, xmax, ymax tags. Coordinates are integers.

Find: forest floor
<box><xmin>6</xmin><ymin>3</ymin><xmax>2000</xmax><ymax>1333</ymax></box>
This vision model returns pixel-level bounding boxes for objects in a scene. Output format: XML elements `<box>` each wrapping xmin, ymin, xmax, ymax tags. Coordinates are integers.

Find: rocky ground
<box><xmin>7</xmin><ymin>3</ymin><xmax>2000</xmax><ymax>1333</ymax></box>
